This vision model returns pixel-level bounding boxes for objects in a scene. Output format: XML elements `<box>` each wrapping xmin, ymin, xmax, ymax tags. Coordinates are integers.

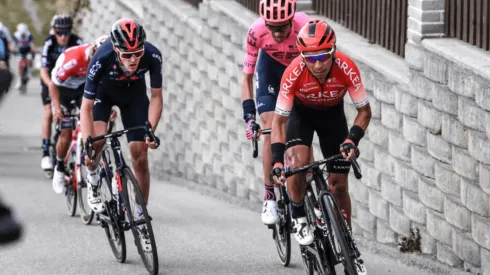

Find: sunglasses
<box><xmin>301</xmin><ymin>48</ymin><xmax>335</xmax><ymax>63</ymax></box>
<box><xmin>265</xmin><ymin>22</ymin><xmax>290</xmax><ymax>33</ymax></box>
<box><xmin>55</xmin><ymin>30</ymin><xmax>71</xmax><ymax>37</ymax></box>
<box><xmin>118</xmin><ymin>49</ymin><xmax>145</xmax><ymax>60</ymax></box>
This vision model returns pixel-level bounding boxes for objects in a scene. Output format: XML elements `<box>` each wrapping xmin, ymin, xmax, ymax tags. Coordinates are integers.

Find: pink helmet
<box><xmin>259</xmin><ymin>0</ymin><xmax>296</xmax><ymax>23</ymax></box>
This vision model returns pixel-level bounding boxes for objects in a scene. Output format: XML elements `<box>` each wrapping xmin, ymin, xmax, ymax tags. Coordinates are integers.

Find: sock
<box><xmin>264</xmin><ymin>184</ymin><xmax>276</xmax><ymax>201</ymax></box>
<box><xmin>42</xmin><ymin>139</ymin><xmax>50</xmax><ymax>155</ymax></box>
<box><xmin>291</xmin><ymin>200</ymin><xmax>306</xmax><ymax>219</ymax></box>
<box><xmin>56</xmin><ymin>156</ymin><xmax>64</xmax><ymax>170</ymax></box>
<box><xmin>85</xmin><ymin>166</ymin><xmax>99</xmax><ymax>186</ymax></box>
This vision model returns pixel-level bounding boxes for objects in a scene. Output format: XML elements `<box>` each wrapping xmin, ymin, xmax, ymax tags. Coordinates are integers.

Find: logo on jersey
<box><xmin>335</xmin><ymin>58</ymin><xmax>361</xmax><ymax>91</ymax></box>
<box><xmin>63</xmin><ymin>59</ymin><xmax>77</xmax><ymax>70</ymax></box>
<box><xmin>152</xmin><ymin>53</ymin><xmax>162</xmax><ymax>63</ymax></box>
<box><xmin>57</xmin><ymin>68</ymin><xmax>66</xmax><ymax>77</ymax></box>
<box><xmin>268</xmin><ymin>85</ymin><xmax>275</xmax><ymax>95</ymax></box>
<box><xmin>94</xmin><ymin>99</ymin><xmax>101</xmax><ymax>106</ymax></box>
<box><xmin>88</xmin><ymin>61</ymin><xmax>101</xmax><ymax>80</ymax></box>
<box><xmin>281</xmin><ymin>62</ymin><xmax>306</xmax><ymax>99</ymax></box>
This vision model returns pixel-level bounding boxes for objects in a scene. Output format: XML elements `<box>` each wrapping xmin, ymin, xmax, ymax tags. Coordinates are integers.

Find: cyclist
<box><xmin>0</xmin><ymin>21</ymin><xmax>13</xmax><ymax>69</ymax></box>
<box><xmin>270</xmin><ymin>20</ymin><xmax>370</xmax><ymax>273</ymax></box>
<box><xmin>12</xmin><ymin>23</ymin><xmax>36</xmax><ymax>89</ymax></box>
<box><xmin>241</xmin><ymin>0</ymin><xmax>311</xmax><ymax>226</ymax></box>
<box><xmin>40</xmin><ymin>14</ymin><xmax>83</xmax><ymax>173</ymax></box>
<box><xmin>50</xmin><ymin>35</ymin><xmax>110</xmax><ymax>194</ymax></box>
<box><xmin>81</xmin><ymin>19</ymin><xmax>162</xmax><ymax>252</ymax></box>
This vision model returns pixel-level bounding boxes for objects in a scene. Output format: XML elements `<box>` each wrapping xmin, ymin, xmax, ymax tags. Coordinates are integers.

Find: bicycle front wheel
<box><xmin>273</xmin><ymin>186</ymin><xmax>291</xmax><ymax>266</ymax></box>
<box><xmin>321</xmin><ymin>194</ymin><xmax>358</xmax><ymax>275</ymax></box>
<box><xmin>121</xmin><ymin>167</ymin><xmax>159</xmax><ymax>275</ymax></box>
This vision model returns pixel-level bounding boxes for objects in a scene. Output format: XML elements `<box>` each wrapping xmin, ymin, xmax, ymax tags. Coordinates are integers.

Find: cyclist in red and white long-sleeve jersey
<box><xmin>241</xmin><ymin>0</ymin><xmax>310</xmax><ymax>226</ymax></box>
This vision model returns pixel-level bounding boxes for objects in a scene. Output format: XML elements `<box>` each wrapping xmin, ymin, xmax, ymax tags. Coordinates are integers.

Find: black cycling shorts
<box><xmin>56</xmin><ymin>87</ymin><xmax>83</xmax><ymax>129</ymax></box>
<box><xmin>41</xmin><ymin>81</ymin><xmax>51</xmax><ymax>105</ymax></box>
<box><xmin>286</xmin><ymin>101</ymin><xmax>351</xmax><ymax>174</ymax></box>
<box><xmin>93</xmin><ymin>85</ymin><xmax>149</xmax><ymax>143</ymax></box>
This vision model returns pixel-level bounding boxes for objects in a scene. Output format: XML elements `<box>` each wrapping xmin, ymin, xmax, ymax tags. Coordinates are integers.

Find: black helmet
<box><xmin>110</xmin><ymin>18</ymin><xmax>146</xmax><ymax>51</ymax></box>
<box><xmin>51</xmin><ymin>14</ymin><xmax>73</xmax><ymax>30</ymax></box>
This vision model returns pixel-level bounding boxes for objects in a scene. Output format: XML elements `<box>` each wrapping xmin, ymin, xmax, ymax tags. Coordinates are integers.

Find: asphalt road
<box><xmin>0</xmin><ymin>78</ymin><xmax>470</xmax><ymax>275</ymax></box>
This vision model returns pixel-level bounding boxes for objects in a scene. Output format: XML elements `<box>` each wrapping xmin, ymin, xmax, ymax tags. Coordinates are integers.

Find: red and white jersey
<box><xmin>51</xmin><ymin>43</ymin><xmax>95</xmax><ymax>89</ymax></box>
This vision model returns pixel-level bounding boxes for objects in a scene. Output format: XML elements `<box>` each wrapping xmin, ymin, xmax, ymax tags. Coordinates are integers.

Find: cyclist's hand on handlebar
<box><xmin>270</xmin><ymin>163</ymin><xmax>286</xmax><ymax>186</ymax></box>
<box><xmin>245</xmin><ymin>119</ymin><xmax>261</xmax><ymax>141</ymax></box>
<box><xmin>145</xmin><ymin>135</ymin><xmax>160</xmax><ymax>149</ymax></box>
<box><xmin>53</xmin><ymin>107</ymin><xmax>64</xmax><ymax>122</ymax></box>
<box><xmin>340</xmin><ymin>139</ymin><xmax>360</xmax><ymax>161</ymax></box>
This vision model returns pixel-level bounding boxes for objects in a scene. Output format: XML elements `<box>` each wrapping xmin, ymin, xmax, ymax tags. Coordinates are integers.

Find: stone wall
<box><xmin>75</xmin><ymin>0</ymin><xmax>490</xmax><ymax>273</ymax></box>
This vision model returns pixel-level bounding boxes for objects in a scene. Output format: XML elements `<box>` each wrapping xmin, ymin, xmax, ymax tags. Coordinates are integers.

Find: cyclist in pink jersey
<box><xmin>241</xmin><ymin>0</ymin><xmax>310</xmax><ymax>226</ymax></box>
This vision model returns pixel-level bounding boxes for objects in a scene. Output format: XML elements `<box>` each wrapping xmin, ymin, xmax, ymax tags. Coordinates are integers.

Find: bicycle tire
<box><xmin>100</xmin><ymin>172</ymin><xmax>127</xmax><ymax>263</ymax></box>
<box><xmin>77</xmin><ymin>141</ymin><xmax>94</xmax><ymax>225</ymax></box>
<box><xmin>121</xmin><ymin>167</ymin><xmax>159</xmax><ymax>275</ymax></box>
<box><xmin>273</xmin><ymin>186</ymin><xmax>291</xmax><ymax>266</ymax></box>
<box><xmin>321</xmin><ymin>194</ymin><xmax>358</xmax><ymax>275</ymax></box>
<box><xmin>65</xmin><ymin>151</ymin><xmax>77</xmax><ymax>216</ymax></box>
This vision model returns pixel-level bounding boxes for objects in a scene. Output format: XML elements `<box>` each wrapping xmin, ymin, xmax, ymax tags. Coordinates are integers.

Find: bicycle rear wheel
<box><xmin>321</xmin><ymin>194</ymin><xmax>358</xmax><ymax>275</ymax></box>
<box><xmin>100</xmin><ymin>171</ymin><xmax>126</xmax><ymax>263</ymax></box>
<box><xmin>65</xmin><ymin>154</ymin><xmax>77</xmax><ymax>217</ymax></box>
<box><xmin>121</xmin><ymin>167</ymin><xmax>159</xmax><ymax>275</ymax></box>
<box><xmin>273</xmin><ymin>186</ymin><xmax>291</xmax><ymax>266</ymax></box>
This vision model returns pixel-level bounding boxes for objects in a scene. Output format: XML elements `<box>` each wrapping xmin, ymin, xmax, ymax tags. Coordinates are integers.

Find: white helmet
<box><xmin>17</xmin><ymin>23</ymin><xmax>28</xmax><ymax>34</ymax></box>
<box><xmin>95</xmin><ymin>34</ymin><xmax>109</xmax><ymax>48</ymax></box>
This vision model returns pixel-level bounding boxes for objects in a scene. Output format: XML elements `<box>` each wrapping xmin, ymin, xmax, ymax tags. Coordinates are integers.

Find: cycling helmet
<box><xmin>94</xmin><ymin>34</ymin><xmax>109</xmax><ymax>48</ymax></box>
<box><xmin>259</xmin><ymin>0</ymin><xmax>296</xmax><ymax>23</ymax></box>
<box><xmin>17</xmin><ymin>23</ymin><xmax>28</xmax><ymax>34</ymax></box>
<box><xmin>110</xmin><ymin>18</ymin><xmax>145</xmax><ymax>51</ymax></box>
<box><xmin>51</xmin><ymin>14</ymin><xmax>73</xmax><ymax>30</ymax></box>
<box><xmin>297</xmin><ymin>20</ymin><xmax>336</xmax><ymax>52</ymax></box>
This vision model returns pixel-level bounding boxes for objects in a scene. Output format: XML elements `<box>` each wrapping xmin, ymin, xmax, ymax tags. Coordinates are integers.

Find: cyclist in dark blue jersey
<box><xmin>81</xmin><ymin>19</ymin><xmax>162</xmax><ymax>252</ymax></box>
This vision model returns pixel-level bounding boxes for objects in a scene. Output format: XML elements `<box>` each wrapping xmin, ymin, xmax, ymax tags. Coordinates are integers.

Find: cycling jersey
<box><xmin>51</xmin><ymin>43</ymin><xmax>94</xmax><ymax>90</ymax></box>
<box><xmin>83</xmin><ymin>39</ymin><xmax>163</xmax><ymax>100</ymax></box>
<box><xmin>13</xmin><ymin>31</ymin><xmax>33</xmax><ymax>54</ymax></box>
<box><xmin>243</xmin><ymin>12</ymin><xmax>310</xmax><ymax>74</ymax></box>
<box><xmin>0</xmin><ymin>38</ymin><xmax>5</xmax><ymax>61</ymax></box>
<box><xmin>41</xmin><ymin>34</ymin><xmax>83</xmax><ymax>73</ymax></box>
<box><xmin>275</xmin><ymin>51</ymin><xmax>369</xmax><ymax>116</ymax></box>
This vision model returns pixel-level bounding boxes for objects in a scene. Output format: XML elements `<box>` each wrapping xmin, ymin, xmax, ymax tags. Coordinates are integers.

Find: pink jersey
<box><xmin>243</xmin><ymin>12</ymin><xmax>310</xmax><ymax>74</ymax></box>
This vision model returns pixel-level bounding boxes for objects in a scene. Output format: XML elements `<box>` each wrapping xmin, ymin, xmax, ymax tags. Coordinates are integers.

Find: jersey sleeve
<box><xmin>343</xmin><ymin>58</ymin><xmax>369</xmax><ymax>108</ymax></box>
<box><xmin>243</xmin><ymin>27</ymin><xmax>260</xmax><ymax>74</ymax></box>
<box><xmin>41</xmin><ymin>38</ymin><xmax>53</xmax><ymax>68</ymax></box>
<box><xmin>275</xmin><ymin>60</ymin><xmax>302</xmax><ymax>116</ymax></box>
<box><xmin>83</xmin><ymin>53</ymin><xmax>105</xmax><ymax>100</ymax></box>
<box><xmin>147</xmin><ymin>45</ymin><xmax>163</xmax><ymax>89</ymax></box>
<box><xmin>51</xmin><ymin>53</ymin><xmax>66</xmax><ymax>85</ymax></box>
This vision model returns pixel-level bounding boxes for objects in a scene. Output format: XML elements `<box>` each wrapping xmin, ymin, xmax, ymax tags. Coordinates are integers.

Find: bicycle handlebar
<box><xmin>85</xmin><ymin>121</ymin><xmax>157</xmax><ymax>161</ymax></box>
<box><xmin>285</xmin><ymin>153</ymin><xmax>362</xmax><ymax>179</ymax></box>
<box><xmin>251</xmin><ymin>122</ymin><xmax>271</xmax><ymax>158</ymax></box>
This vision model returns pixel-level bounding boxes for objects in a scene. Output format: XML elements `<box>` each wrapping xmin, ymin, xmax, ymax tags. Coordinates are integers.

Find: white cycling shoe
<box><xmin>87</xmin><ymin>178</ymin><xmax>105</xmax><ymax>214</ymax></box>
<box><xmin>261</xmin><ymin>200</ymin><xmax>279</xmax><ymax>225</ymax></box>
<box><xmin>353</xmin><ymin>258</ymin><xmax>368</xmax><ymax>275</ymax></box>
<box><xmin>41</xmin><ymin>156</ymin><xmax>53</xmax><ymax>170</ymax></box>
<box><xmin>52</xmin><ymin>166</ymin><xmax>65</xmax><ymax>195</ymax></box>
<box><xmin>293</xmin><ymin>217</ymin><xmax>314</xmax><ymax>246</ymax></box>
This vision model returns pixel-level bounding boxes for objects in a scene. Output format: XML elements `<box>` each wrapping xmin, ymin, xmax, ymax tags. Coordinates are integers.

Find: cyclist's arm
<box><xmin>80</xmin><ymin>97</ymin><xmax>95</xmax><ymax>144</ymax></box>
<box><xmin>345</xmin><ymin>60</ymin><xmax>371</xmax><ymax>132</ymax></box>
<box><xmin>148</xmin><ymin>45</ymin><xmax>163</xmax><ymax>131</ymax></box>
<box><xmin>82</xmin><ymin>51</ymin><xmax>105</xmax><ymax>142</ymax></box>
<box><xmin>241</xmin><ymin>28</ymin><xmax>259</xmax><ymax>104</ymax></box>
<box><xmin>40</xmin><ymin>39</ymin><xmax>53</xmax><ymax>86</ymax></box>
<box><xmin>271</xmin><ymin>65</ymin><xmax>296</xmax><ymax>164</ymax></box>
<box><xmin>49</xmin><ymin>53</ymin><xmax>67</xmax><ymax>111</ymax></box>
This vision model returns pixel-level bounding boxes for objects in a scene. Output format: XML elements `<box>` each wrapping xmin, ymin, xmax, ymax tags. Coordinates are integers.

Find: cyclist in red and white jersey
<box><xmin>241</xmin><ymin>0</ymin><xmax>310</xmax><ymax>226</ymax></box>
<box><xmin>270</xmin><ymin>21</ymin><xmax>371</xmax><ymax>273</ymax></box>
<box><xmin>50</xmin><ymin>35</ymin><xmax>110</xmax><ymax>194</ymax></box>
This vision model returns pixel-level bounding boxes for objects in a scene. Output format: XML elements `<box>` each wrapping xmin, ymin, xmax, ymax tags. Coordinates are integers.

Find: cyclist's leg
<box><xmin>41</xmin><ymin>82</ymin><xmax>53</xmax><ymax>170</ymax></box>
<box><xmin>119</xmin><ymin>91</ymin><xmax>150</xmax><ymax>205</ymax></box>
<box><xmin>85</xmin><ymin>95</ymin><xmax>112</xmax><ymax>213</ymax></box>
<box><xmin>256</xmin><ymin>50</ymin><xmax>286</xmax><ymax>225</ymax></box>
<box><xmin>14</xmin><ymin>54</ymin><xmax>22</xmax><ymax>88</ymax></box>
<box><xmin>314</xmin><ymin>103</ymin><xmax>351</xmax><ymax>226</ymax></box>
<box><xmin>285</xmin><ymin>106</ymin><xmax>315</xmax><ymax>245</ymax></box>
